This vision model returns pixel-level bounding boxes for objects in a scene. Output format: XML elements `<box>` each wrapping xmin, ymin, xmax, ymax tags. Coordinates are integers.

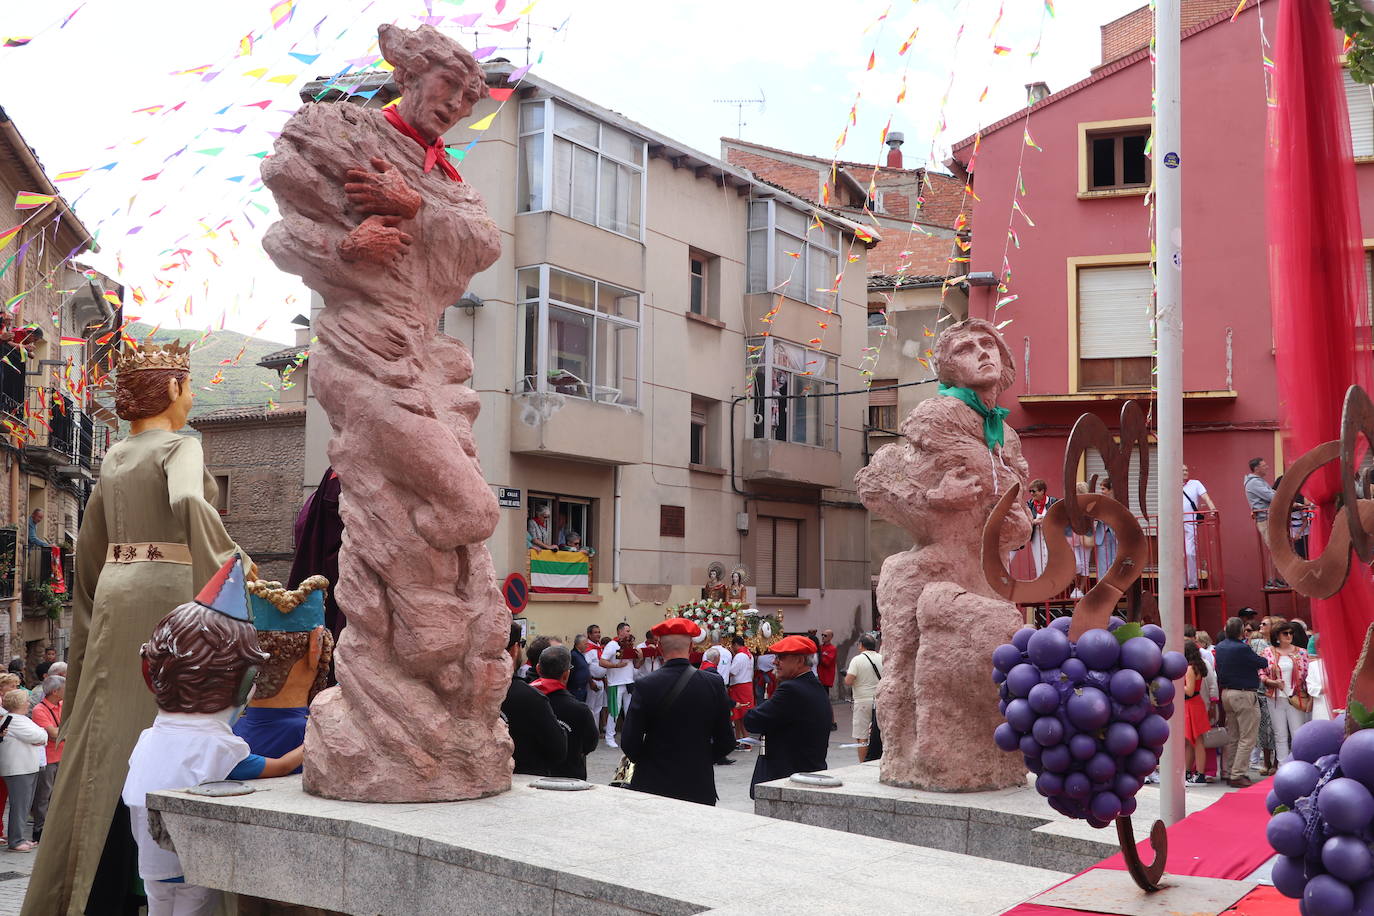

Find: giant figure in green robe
<box><xmin>22</xmin><ymin>340</ymin><xmax>250</xmax><ymax>916</ymax></box>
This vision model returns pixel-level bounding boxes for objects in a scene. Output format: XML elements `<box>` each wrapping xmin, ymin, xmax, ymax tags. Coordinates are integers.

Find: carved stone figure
<box><xmin>855</xmin><ymin>318</ymin><xmax>1030</xmax><ymax>791</ymax></box>
<box><xmin>261</xmin><ymin>24</ymin><xmax>511</xmax><ymax>801</ymax></box>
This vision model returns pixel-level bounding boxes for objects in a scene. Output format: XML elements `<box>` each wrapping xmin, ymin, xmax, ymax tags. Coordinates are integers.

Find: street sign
<box><xmin>494</xmin><ymin>486</ymin><xmax>521</xmax><ymax>509</ymax></box>
<box><xmin>502</xmin><ymin>572</ymin><xmax>529</xmax><ymax>615</ymax></box>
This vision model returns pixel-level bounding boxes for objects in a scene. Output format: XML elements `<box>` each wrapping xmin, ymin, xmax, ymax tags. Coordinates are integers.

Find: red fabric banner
<box><xmin>49</xmin><ymin>545</ymin><xmax>65</xmax><ymax>594</ymax></box>
<box><xmin>1267</xmin><ymin>0</ymin><xmax>1374</xmax><ymax>700</ymax></box>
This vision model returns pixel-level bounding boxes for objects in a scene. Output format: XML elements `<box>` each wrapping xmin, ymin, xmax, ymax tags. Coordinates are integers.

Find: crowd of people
<box><xmin>1177</xmin><ymin>609</ymin><xmax>1319</xmax><ymax>788</ymax></box>
<box><xmin>500</xmin><ymin>619</ymin><xmax>881</xmax><ymax>805</ymax></box>
<box><xmin>0</xmin><ymin>647</ymin><xmax>67</xmax><ymax>852</ymax></box>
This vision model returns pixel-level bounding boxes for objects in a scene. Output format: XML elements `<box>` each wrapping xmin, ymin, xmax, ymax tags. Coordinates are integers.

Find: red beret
<box><xmin>650</xmin><ymin>617</ymin><xmax>702</xmax><ymax>638</ymax></box>
<box><xmin>769</xmin><ymin>635</ymin><xmax>817</xmax><ymax>655</ymax></box>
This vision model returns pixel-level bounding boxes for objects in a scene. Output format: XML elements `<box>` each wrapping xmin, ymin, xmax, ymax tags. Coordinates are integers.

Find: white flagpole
<box><xmin>1155</xmin><ymin>0</ymin><xmax>1187</xmax><ymax>827</ymax></box>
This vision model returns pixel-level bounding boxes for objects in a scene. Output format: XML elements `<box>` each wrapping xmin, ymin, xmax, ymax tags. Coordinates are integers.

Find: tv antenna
<box><xmin>714</xmin><ymin>90</ymin><xmax>766</xmax><ymax>138</ymax></box>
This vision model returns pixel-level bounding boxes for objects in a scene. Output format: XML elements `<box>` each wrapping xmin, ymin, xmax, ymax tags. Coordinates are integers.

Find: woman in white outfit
<box><xmin>1261</xmin><ymin>622</ymin><xmax>1312</xmax><ymax>762</ymax></box>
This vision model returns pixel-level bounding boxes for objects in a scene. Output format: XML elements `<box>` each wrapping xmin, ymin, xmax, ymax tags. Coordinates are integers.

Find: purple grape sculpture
<box><xmin>1263</xmin><ymin>713</ymin><xmax>1374</xmax><ymax>915</ymax></box>
<box><xmin>992</xmin><ymin>616</ymin><xmax>1187</xmax><ymax>829</ymax></box>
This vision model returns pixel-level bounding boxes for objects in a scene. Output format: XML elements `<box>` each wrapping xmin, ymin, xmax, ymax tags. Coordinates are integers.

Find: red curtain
<box><xmin>1268</xmin><ymin>0</ymin><xmax>1374</xmax><ymax>701</ymax></box>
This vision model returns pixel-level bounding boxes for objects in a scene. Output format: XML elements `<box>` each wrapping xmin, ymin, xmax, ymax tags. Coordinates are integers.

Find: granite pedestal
<box><xmin>754</xmin><ymin>762</ymin><xmax>1229</xmax><ymax>874</ymax></box>
<box><xmin>148</xmin><ymin>775</ymin><xmax>1067</xmax><ymax>915</ymax></box>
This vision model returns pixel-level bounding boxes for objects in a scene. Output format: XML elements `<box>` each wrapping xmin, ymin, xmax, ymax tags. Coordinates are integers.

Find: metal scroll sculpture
<box><xmin>982</xmin><ymin>401</ymin><xmax>1169</xmax><ymax>892</ymax></box>
<box><xmin>1267</xmin><ymin>384</ymin><xmax>1374</xmax><ymax>733</ymax></box>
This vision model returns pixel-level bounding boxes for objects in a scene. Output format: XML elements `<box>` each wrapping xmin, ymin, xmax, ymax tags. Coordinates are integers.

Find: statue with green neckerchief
<box><xmin>854</xmin><ymin>317</ymin><xmax>1031</xmax><ymax>791</ymax></box>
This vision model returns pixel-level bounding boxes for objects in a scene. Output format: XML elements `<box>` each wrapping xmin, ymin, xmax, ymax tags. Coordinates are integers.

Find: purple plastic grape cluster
<box><xmin>992</xmin><ymin>616</ymin><xmax>1187</xmax><ymax>827</ymax></box>
<box><xmin>1265</xmin><ymin>715</ymin><xmax>1374</xmax><ymax>915</ymax></box>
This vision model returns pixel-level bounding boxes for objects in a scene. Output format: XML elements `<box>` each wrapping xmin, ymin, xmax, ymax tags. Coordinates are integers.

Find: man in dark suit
<box><xmin>531</xmin><ymin>645</ymin><xmax>599</xmax><ymax>780</ymax></box>
<box><xmin>501</xmin><ymin>623</ymin><xmax>568</xmax><ymax>777</ymax></box>
<box><xmin>622</xmin><ymin>617</ymin><xmax>735</xmax><ymax>805</ymax></box>
<box><xmin>744</xmin><ymin>635</ymin><xmax>831</xmax><ymax>798</ymax></box>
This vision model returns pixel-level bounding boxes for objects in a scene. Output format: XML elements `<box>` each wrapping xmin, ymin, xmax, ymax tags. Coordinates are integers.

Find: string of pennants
<box><xmin>0</xmin><ymin>0</ymin><xmax>549</xmax><ymax>443</ymax></box>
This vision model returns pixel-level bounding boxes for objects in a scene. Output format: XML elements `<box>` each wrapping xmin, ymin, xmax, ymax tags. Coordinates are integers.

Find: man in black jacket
<box><xmin>744</xmin><ymin>635</ymin><xmax>831</xmax><ymax>798</ymax></box>
<box><xmin>622</xmin><ymin>617</ymin><xmax>735</xmax><ymax>805</ymax></box>
<box><xmin>501</xmin><ymin>623</ymin><xmax>568</xmax><ymax>776</ymax></box>
<box><xmin>531</xmin><ymin>645</ymin><xmax>598</xmax><ymax>780</ymax></box>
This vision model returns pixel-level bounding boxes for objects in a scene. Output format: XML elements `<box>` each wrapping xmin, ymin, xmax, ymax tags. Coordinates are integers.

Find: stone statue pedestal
<box><xmin>147</xmin><ymin>776</ymin><xmax>1068</xmax><ymax>915</ymax></box>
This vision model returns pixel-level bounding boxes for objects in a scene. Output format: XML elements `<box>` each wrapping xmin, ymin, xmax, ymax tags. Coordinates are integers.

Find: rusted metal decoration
<box><xmin>983</xmin><ymin>485</ymin><xmax>1147</xmax><ymax>641</ymax></box>
<box><xmin>1116</xmin><ymin>817</ymin><xmax>1169</xmax><ymax>891</ymax></box>
<box><xmin>982</xmin><ymin>400</ymin><xmax>1168</xmax><ymax>893</ymax></box>
<box><xmin>1267</xmin><ymin>386</ymin><xmax>1374</xmax><ymax>598</ymax></box>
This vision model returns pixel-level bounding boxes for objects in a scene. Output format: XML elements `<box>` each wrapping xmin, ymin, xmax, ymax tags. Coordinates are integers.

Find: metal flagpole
<box><xmin>1154</xmin><ymin>0</ymin><xmax>1187</xmax><ymax>827</ymax></box>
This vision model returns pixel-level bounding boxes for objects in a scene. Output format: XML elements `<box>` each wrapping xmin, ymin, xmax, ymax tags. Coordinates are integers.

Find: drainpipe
<box><xmin>612</xmin><ymin>465</ymin><xmax>622</xmax><ymax>590</ymax></box>
<box><xmin>817</xmin><ymin>489</ymin><xmax>826</xmax><ymax>597</ymax></box>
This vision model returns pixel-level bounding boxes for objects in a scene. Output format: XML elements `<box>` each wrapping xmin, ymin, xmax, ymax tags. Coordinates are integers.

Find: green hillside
<box><xmin>125</xmin><ymin>322</ymin><xmax>293</xmax><ymax>420</ymax></box>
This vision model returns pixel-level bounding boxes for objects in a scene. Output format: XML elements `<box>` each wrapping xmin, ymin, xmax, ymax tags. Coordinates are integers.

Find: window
<box><xmin>756</xmin><ymin>516</ymin><xmax>801</xmax><ymax>597</ymax></box>
<box><xmin>518</xmin><ymin>100</ymin><xmax>645</xmax><ymax>239</ymax></box>
<box><xmin>689</xmin><ymin>396</ymin><xmax>719</xmax><ymax>467</ymax></box>
<box><xmin>529</xmin><ymin>493</ymin><xmax>594</xmax><ymax>551</ymax></box>
<box><xmin>867</xmin><ymin>379</ymin><xmax>898</xmax><ymax>433</ymax></box>
<box><xmin>1345</xmin><ymin>70</ymin><xmax>1374</xmax><ymax>159</ymax></box>
<box><xmin>1077</xmin><ymin>264</ymin><xmax>1154</xmax><ymax>390</ymax></box>
<box><xmin>516</xmin><ymin>265</ymin><xmax>641</xmax><ymax>407</ymax></box>
<box><xmin>213</xmin><ymin>475</ymin><xmax>230</xmax><ymax>515</ymax></box>
<box><xmin>746</xmin><ymin>200</ymin><xmax>840</xmax><ymax>309</ymax></box>
<box><xmin>1084</xmin><ymin>125</ymin><xmax>1151</xmax><ymax>191</ymax></box>
<box><xmin>659</xmin><ymin>505</ymin><xmax>685</xmax><ymax>538</ymax></box>
<box><xmin>866</xmin><ymin>307</ymin><xmax>890</xmax><ymax>329</ymax></box>
<box><xmin>690</xmin><ymin>258</ymin><xmax>705</xmax><ymax>313</ymax></box>
<box><xmin>747</xmin><ymin>337</ymin><xmax>838</xmax><ymax>449</ymax></box>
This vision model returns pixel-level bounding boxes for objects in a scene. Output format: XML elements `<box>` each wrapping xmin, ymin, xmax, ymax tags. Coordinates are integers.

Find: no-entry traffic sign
<box><xmin>502</xmin><ymin>572</ymin><xmax>529</xmax><ymax>615</ymax></box>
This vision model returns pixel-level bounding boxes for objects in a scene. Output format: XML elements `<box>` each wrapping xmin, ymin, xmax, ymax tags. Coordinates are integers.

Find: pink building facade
<box><xmin>951</xmin><ymin>3</ymin><xmax>1370</xmax><ymax>629</ymax></box>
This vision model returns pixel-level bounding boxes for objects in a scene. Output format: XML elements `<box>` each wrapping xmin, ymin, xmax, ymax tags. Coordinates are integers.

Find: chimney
<box><xmin>885</xmin><ymin>131</ymin><xmax>905</xmax><ymax>169</ymax></box>
<box><xmin>1026</xmin><ymin>82</ymin><xmax>1050</xmax><ymax>104</ymax></box>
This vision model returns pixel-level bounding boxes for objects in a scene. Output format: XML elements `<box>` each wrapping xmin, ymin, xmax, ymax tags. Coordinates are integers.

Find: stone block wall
<box><xmin>193</xmin><ymin>408</ymin><xmax>307</xmax><ymax>583</ymax></box>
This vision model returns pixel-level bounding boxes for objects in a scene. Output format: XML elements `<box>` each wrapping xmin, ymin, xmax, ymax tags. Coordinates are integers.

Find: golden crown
<box><xmin>116</xmin><ymin>340</ymin><xmax>193</xmax><ymax>373</ymax></box>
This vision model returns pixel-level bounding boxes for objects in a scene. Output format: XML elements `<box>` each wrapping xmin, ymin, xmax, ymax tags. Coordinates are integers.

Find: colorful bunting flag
<box><xmin>14</xmin><ymin>192</ymin><xmax>55</xmax><ymax>210</ymax></box>
<box><xmin>270</xmin><ymin>0</ymin><xmax>295</xmax><ymax>30</ymax></box>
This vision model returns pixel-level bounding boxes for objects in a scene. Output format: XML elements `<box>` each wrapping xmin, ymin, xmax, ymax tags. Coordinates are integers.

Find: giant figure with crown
<box><xmin>23</xmin><ymin>340</ymin><xmax>252</xmax><ymax>916</ymax></box>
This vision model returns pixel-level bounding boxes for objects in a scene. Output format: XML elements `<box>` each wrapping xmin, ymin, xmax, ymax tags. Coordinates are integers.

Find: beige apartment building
<box><xmin>298</xmin><ymin>65</ymin><xmax>877</xmax><ymax>643</ymax></box>
<box><xmin>0</xmin><ymin>108</ymin><xmax>122</xmax><ymax>667</ymax></box>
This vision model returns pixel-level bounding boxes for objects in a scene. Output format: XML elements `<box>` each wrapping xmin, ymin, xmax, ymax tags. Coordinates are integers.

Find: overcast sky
<box><xmin>0</xmin><ymin>0</ymin><xmax>1147</xmax><ymax>344</ymax></box>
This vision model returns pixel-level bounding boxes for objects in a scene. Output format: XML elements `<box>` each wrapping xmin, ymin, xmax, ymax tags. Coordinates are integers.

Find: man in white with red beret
<box><xmin>620</xmin><ymin>618</ymin><xmax>736</xmax><ymax>806</ymax></box>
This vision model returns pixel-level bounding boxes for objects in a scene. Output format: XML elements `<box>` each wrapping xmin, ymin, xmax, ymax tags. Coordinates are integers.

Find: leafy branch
<box><xmin>1333</xmin><ymin>0</ymin><xmax>1374</xmax><ymax>85</ymax></box>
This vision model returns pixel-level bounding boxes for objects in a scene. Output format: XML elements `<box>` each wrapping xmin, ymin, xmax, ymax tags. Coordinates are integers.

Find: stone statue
<box><xmin>855</xmin><ymin>318</ymin><xmax>1030</xmax><ymax>791</ymax></box>
<box><xmin>260</xmin><ymin>24</ymin><xmax>511</xmax><ymax>801</ymax></box>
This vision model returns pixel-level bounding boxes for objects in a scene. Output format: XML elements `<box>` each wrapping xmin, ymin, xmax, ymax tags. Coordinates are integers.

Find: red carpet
<box><xmin>1004</xmin><ymin>779</ymin><xmax>1293</xmax><ymax>915</ymax></box>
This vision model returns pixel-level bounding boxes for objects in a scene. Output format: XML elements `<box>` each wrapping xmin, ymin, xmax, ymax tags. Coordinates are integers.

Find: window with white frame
<box><xmin>746</xmin><ymin>200</ymin><xmax>840</xmax><ymax>309</ymax></box>
<box><xmin>747</xmin><ymin>337</ymin><xmax>838</xmax><ymax>449</ymax></box>
<box><xmin>516</xmin><ymin>265</ymin><xmax>641</xmax><ymax>407</ymax></box>
<box><xmin>1345</xmin><ymin>70</ymin><xmax>1374</xmax><ymax>159</ymax></box>
<box><xmin>518</xmin><ymin>99</ymin><xmax>646</xmax><ymax>239</ymax></box>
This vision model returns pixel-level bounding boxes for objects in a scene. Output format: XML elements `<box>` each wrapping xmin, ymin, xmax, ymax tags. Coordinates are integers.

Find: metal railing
<box><xmin>1009</xmin><ymin>508</ymin><xmax>1228</xmax><ymax>632</ymax></box>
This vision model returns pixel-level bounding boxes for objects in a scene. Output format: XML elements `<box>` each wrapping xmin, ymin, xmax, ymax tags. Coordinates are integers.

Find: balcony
<box><xmin>740</xmin><ymin>438</ymin><xmax>842</xmax><ymax>489</ymax></box>
<box><xmin>23</xmin><ymin>390</ymin><xmax>103</xmax><ymax>477</ymax></box>
<box><xmin>509</xmin><ymin>393</ymin><xmax>644</xmax><ymax>466</ymax></box>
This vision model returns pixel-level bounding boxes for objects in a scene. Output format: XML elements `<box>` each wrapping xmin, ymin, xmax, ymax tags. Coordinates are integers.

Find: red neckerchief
<box><xmin>1032</xmin><ymin>497</ymin><xmax>1047</xmax><ymax>514</ymax></box>
<box><xmin>382</xmin><ymin>106</ymin><xmax>462</xmax><ymax>182</ymax></box>
<box><xmin>701</xmin><ymin>662</ymin><xmax>717</xmax><ymax>672</ymax></box>
<box><xmin>530</xmin><ymin>677</ymin><xmax>566</xmax><ymax>696</ymax></box>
